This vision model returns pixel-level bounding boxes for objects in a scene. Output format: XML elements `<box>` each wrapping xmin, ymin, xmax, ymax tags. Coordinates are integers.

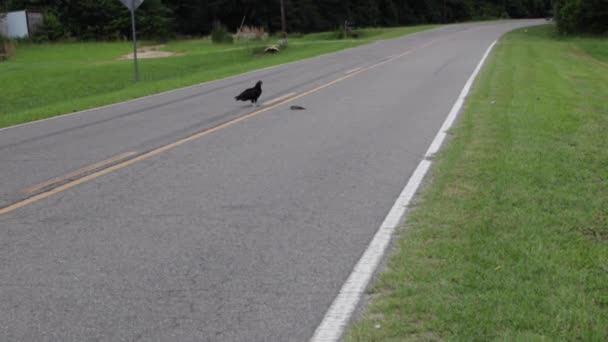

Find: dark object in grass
<box><xmin>290</xmin><ymin>105</ymin><xmax>306</xmax><ymax>110</ymax></box>
<box><xmin>264</xmin><ymin>45</ymin><xmax>280</xmax><ymax>54</ymax></box>
<box><xmin>235</xmin><ymin>80</ymin><xmax>263</xmax><ymax>106</ymax></box>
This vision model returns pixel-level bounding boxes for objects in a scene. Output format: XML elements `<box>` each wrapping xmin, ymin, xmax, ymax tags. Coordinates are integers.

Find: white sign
<box><xmin>119</xmin><ymin>0</ymin><xmax>145</xmax><ymax>12</ymax></box>
<box><xmin>0</xmin><ymin>11</ymin><xmax>28</xmax><ymax>38</ymax></box>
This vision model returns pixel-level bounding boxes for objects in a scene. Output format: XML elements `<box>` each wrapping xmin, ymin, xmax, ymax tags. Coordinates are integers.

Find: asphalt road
<box><xmin>0</xmin><ymin>20</ymin><xmax>542</xmax><ymax>341</ymax></box>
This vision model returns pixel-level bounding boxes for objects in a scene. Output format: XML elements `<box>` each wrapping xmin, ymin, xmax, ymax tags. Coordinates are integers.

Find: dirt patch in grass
<box><xmin>119</xmin><ymin>45</ymin><xmax>183</xmax><ymax>59</ymax></box>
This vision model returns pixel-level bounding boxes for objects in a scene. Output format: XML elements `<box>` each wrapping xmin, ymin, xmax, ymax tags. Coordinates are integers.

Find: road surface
<box><xmin>0</xmin><ymin>20</ymin><xmax>542</xmax><ymax>341</ymax></box>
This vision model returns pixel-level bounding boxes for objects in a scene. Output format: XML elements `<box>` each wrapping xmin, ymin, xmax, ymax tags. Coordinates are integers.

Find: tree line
<box><xmin>1</xmin><ymin>0</ymin><xmax>605</xmax><ymax>41</ymax></box>
<box><xmin>553</xmin><ymin>0</ymin><xmax>608</xmax><ymax>34</ymax></box>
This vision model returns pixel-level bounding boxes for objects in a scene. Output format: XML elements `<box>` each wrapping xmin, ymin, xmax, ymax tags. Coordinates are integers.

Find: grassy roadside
<box><xmin>347</xmin><ymin>25</ymin><xmax>608</xmax><ymax>340</ymax></box>
<box><xmin>0</xmin><ymin>25</ymin><xmax>436</xmax><ymax>128</ymax></box>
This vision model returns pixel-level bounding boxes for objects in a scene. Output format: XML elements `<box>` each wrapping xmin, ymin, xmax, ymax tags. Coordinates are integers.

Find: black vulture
<box><xmin>235</xmin><ymin>80</ymin><xmax>263</xmax><ymax>106</ymax></box>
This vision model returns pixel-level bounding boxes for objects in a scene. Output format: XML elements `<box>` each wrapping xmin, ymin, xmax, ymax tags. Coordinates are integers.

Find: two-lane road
<box><xmin>0</xmin><ymin>20</ymin><xmax>542</xmax><ymax>341</ymax></box>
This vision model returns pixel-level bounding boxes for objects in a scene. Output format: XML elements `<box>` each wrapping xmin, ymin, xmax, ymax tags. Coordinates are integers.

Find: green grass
<box><xmin>300</xmin><ymin>25</ymin><xmax>437</xmax><ymax>41</ymax></box>
<box><xmin>347</xmin><ymin>25</ymin><xmax>608</xmax><ymax>341</ymax></box>
<box><xmin>576</xmin><ymin>39</ymin><xmax>608</xmax><ymax>63</ymax></box>
<box><xmin>0</xmin><ymin>25</ymin><xmax>436</xmax><ymax>128</ymax></box>
<box><xmin>356</xmin><ymin>25</ymin><xmax>440</xmax><ymax>40</ymax></box>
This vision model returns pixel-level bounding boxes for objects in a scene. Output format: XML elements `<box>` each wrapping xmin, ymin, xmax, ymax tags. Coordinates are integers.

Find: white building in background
<box><xmin>0</xmin><ymin>10</ymin><xmax>43</xmax><ymax>38</ymax></box>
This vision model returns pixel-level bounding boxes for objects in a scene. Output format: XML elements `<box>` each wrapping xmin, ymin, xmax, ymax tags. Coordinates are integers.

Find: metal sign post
<box><xmin>118</xmin><ymin>0</ymin><xmax>144</xmax><ymax>82</ymax></box>
<box><xmin>130</xmin><ymin>1</ymin><xmax>138</xmax><ymax>82</ymax></box>
<box><xmin>279</xmin><ymin>0</ymin><xmax>287</xmax><ymax>34</ymax></box>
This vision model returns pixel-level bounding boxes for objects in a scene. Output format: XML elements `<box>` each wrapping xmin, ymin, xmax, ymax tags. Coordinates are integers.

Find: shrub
<box><xmin>335</xmin><ymin>26</ymin><xmax>346</xmax><ymax>39</ymax></box>
<box><xmin>32</xmin><ymin>12</ymin><xmax>64</xmax><ymax>42</ymax></box>
<box><xmin>555</xmin><ymin>0</ymin><xmax>608</xmax><ymax>34</ymax></box>
<box><xmin>211</xmin><ymin>21</ymin><xmax>233</xmax><ymax>44</ymax></box>
<box><xmin>138</xmin><ymin>0</ymin><xmax>174</xmax><ymax>42</ymax></box>
<box><xmin>555</xmin><ymin>0</ymin><xmax>579</xmax><ymax>34</ymax></box>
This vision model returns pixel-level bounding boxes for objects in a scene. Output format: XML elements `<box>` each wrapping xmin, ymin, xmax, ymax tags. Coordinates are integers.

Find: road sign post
<box><xmin>118</xmin><ymin>0</ymin><xmax>144</xmax><ymax>82</ymax></box>
<box><xmin>130</xmin><ymin>1</ymin><xmax>138</xmax><ymax>82</ymax></box>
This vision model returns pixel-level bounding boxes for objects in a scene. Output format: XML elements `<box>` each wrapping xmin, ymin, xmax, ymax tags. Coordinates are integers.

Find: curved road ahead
<box><xmin>0</xmin><ymin>20</ymin><xmax>541</xmax><ymax>341</ymax></box>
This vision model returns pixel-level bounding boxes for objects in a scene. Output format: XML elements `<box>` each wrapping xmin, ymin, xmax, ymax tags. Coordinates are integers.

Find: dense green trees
<box><xmin>3</xmin><ymin>0</ymin><xmax>172</xmax><ymax>40</ymax></box>
<box><xmin>3</xmin><ymin>0</ymin><xmax>603</xmax><ymax>40</ymax></box>
<box><xmin>554</xmin><ymin>0</ymin><xmax>608</xmax><ymax>34</ymax></box>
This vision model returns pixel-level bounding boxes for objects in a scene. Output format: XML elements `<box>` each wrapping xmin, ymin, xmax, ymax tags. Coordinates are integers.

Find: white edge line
<box><xmin>310</xmin><ymin>39</ymin><xmax>498</xmax><ymax>342</ymax></box>
<box><xmin>425</xmin><ymin>40</ymin><xmax>497</xmax><ymax>157</ymax></box>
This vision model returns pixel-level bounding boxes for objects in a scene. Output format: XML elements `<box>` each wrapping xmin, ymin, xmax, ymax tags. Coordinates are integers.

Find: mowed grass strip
<box><xmin>0</xmin><ymin>25</ymin><xmax>436</xmax><ymax>128</ymax></box>
<box><xmin>347</xmin><ymin>25</ymin><xmax>608</xmax><ymax>341</ymax></box>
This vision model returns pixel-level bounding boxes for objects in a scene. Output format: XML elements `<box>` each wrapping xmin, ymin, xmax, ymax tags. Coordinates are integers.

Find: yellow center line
<box><xmin>22</xmin><ymin>151</ymin><xmax>137</xmax><ymax>194</ymax></box>
<box><xmin>262</xmin><ymin>92</ymin><xmax>297</xmax><ymax>106</ymax></box>
<box><xmin>344</xmin><ymin>66</ymin><xmax>363</xmax><ymax>75</ymax></box>
<box><xmin>0</xmin><ymin>32</ymin><xmax>463</xmax><ymax>216</ymax></box>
